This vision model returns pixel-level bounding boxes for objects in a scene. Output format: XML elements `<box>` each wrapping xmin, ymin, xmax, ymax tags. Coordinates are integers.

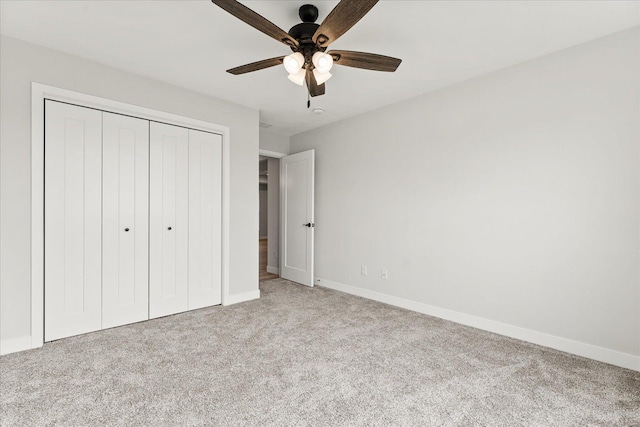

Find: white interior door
<box><xmin>188</xmin><ymin>129</ymin><xmax>222</xmax><ymax>309</ymax></box>
<box><xmin>149</xmin><ymin>122</ymin><xmax>189</xmax><ymax>318</ymax></box>
<box><xmin>280</xmin><ymin>149</ymin><xmax>315</xmax><ymax>286</ymax></box>
<box><xmin>44</xmin><ymin>100</ymin><xmax>102</xmax><ymax>341</ymax></box>
<box><xmin>102</xmin><ymin>112</ymin><xmax>149</xmax><ymax>329</ymax></box>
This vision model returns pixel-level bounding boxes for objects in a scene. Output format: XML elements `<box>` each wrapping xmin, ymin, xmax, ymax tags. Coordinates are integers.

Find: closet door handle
<box><xmin>124</xmin><ymin>228</ymin><xmax>130</xmax><ymax>232</ymax></box>
<box><xmin>167</xmin><ymin>226</ymin><xmax>172</xmax><ymax>231</ymax></box>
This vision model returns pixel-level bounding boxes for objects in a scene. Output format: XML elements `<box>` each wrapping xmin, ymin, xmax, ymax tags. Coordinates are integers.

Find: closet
<box><xmin>44</xmin><ymin>100</ymin><xmax>222</xmax><ymax>342</ymax></box>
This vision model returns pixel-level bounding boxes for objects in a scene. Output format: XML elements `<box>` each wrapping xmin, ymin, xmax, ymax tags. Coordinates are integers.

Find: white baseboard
<box><xmin>315</xmin><ymin>277</ymin><xmax>640</xmax><ymax>372</ymax></box>
<box><xmin>266</xmin><ymin>266</ymin><xmax>279</xmax><ymax>275</ymax></box>
<box><xmin>0</xmin><ymin>335</ymin><xmax>33</xmax><ymax>356</ymax></box>
<box><xmin>224</xmin><ymin>290</ymin><xmax>261</xmax><ymax>306</ymax></box>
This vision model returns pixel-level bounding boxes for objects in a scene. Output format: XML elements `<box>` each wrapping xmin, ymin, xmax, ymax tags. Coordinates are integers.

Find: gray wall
<box><xmin>0</xmin><ymin>35</ymin><xmax>259</xmax><ymax>345</ymax></box>
<box><xmin>290</xmin><ymin>28</ymin><xmax>639</xmax><ymax>358</ymax></box>
<box><xmin>259</xmin><ymin>129</ymin><xmax>290</xmax><ymax>154</ymax></box>
<box><xmin>267</xmin><ymin>158</ymin><xmax>280</xmax><ymax>270</ymax></box>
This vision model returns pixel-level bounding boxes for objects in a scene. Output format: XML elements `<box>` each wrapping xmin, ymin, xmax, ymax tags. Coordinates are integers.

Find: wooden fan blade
<box><xmin>312</xmin><ymin>0</ymin><xmax>378</xmax><ymax>47</ymax></box>
<box><xmin>328</xmin><ymin>50</ymin><xmax>402</xmax><ymax>72</ymax></box>
<box><xmin>227</xmin><ymin>56</ymin><xmax>285</xmax><ymax>75</ymax></box>
<box><xmin>211</xmin><ymin>0</ymin><xmax>299</xmax><ymax>48</ymax></box>
<box><xmin>306</xmin><ymin>68</ymin><xmax>326</xmax><ymax>97</ymax></box>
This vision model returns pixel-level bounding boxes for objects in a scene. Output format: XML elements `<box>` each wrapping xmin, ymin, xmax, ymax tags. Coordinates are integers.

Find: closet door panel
<box><xmin>149</xmin><ymin>122</ymin><xmax>189</xmax><ymax>318</ymax></box>
<box><xmin>188</xmin><ymin>130</ymin><xmax>222</xmax><ymax>309</ymax></box>
<box><xmin>44</xmin><ymin>101</ymin><xmax>102</xmax><ymax>341</ymax></box>
<box><xmin>102</xmin><ymin>112</ymin><xmax>149</xmax><ymax>329</ymax></box>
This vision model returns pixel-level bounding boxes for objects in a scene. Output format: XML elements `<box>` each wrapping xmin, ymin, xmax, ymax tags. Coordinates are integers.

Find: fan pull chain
<box><xmin>307</xmin><ymin>91</ymin><xmax>310</xmax><ymax>109</ymax></box>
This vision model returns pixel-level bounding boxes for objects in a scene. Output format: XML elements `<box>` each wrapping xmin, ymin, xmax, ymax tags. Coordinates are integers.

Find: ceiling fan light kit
<box><xmin>312</xmin><ymin>51</ymin><xmax>333</xmax><ymax>73</ymax></box>
<box><xmin>288</xmin><ymin>68</ymin><xmax>307</xmax><ymax>86</ymax></box>
<box><xmin>312</xmin><ymin>69</ymin><xmax>332</xmax><ymax>85</ymax></box>
<box><xmin>283</xmin><ymin>52</ymin><xmax>305</xmax><ymax>75</ymax></box>
<box><xmin>211</xmin><ymin>0</ymin><xmax>402</xmax><ymax>100</ymax></box>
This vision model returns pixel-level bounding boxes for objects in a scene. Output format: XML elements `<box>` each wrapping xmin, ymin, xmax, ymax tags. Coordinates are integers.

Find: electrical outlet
<box><xmin>381</xmin><ymin>269</ymin><xmax>388</xmax><ymax>280</ymax></box>
<box><xmin>361</xmin><ymin>265</ymin><xmax>368</xmax><ymax>276</ymax></box>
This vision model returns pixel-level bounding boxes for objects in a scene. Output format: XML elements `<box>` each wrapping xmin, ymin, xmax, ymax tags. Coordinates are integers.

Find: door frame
<box><xmin>258</xmin><ymin>149</ymin><xmax>286</xmax><ymax>159</ymax></box>
<box><xmin>31</xmin><ymin>82</ymin><xmax>231</xmax><ymax>350</ymax></box>
<box><xmin>258</xmin><ymin>149</ymin><xmax>287</xmax><ymax>281</ymax></box>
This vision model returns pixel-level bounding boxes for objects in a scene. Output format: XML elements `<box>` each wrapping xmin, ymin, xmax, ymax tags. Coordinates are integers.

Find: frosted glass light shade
<box><xmin>312</xmin><ymin>52</ymin><xmax>333</xmax><ymax>73</ymax></box>
<box><xmin>288</xmin><ymin>68</ymin><xmax>306</xmax><ymax>86</ymax></box>
<box><xmin>283</xmin><ymin>52</ymin><xmax>304</xmax><ymax>74</ymax></box>
<box><xmin>313</xmin><ymin>69</ymin><xmax>332</xmax><ymax>85</ymax></box>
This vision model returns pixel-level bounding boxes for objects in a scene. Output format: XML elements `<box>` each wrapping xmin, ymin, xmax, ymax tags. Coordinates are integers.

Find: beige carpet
<box><xmin>1</xmin><ymin>278</ymin><xmax>638</xmax><ymax>426</ymax></box>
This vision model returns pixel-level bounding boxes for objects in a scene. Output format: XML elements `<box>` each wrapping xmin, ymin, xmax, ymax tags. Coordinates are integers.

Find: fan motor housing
<box><xmin>289</xmin><ymin>4</ymin><xmax>321</xmax><ymax>48</ymax></box>
<box><xmin>288</xmin><ymin>22</ymin><xmax>319</xmax><ymax>45</ymax></box>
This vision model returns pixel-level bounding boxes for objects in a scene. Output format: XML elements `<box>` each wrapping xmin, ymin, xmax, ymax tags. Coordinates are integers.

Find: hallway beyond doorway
<box><xmin>260</xmin><ymin>239</ymin><xmax>278</xmax><ymax>281</ymax></box>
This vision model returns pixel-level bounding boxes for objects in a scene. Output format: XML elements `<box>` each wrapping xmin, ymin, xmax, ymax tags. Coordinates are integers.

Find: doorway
<box><xmin>259</xmin><ymin>155</ymin><xmax>280</xmax><ymax>281</ymax></box>
<box><xmin>257</xmin><ymin>148</ymin><xmax>315</xmax><ymax>287</ymax></box>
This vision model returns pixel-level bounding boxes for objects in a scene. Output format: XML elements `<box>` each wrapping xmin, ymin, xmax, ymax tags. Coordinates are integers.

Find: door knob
<box><xmin>303</xmin><ymin>223</ymin><xmax>315</xmax><ymax>228</ymax></box>
<box><xmin>167</xmin><ymin>227</ymin><xmax>172</xmax><ymax>231</ymax></box>
<box><xmin>124</xmin><ymin>228</ymin><xmax>130</xmax><ymax>232</ymax></box>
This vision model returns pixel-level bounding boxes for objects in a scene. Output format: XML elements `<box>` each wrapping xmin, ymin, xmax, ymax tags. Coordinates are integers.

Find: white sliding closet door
<box><xmin>45</xmin><ymin>101</ymin><xmax>102</xmax><ymax>341</ymax></box>
<box><xmin>188</xmin><ymin>129</ymin><xmax>222</xmax><ymax>309</ymax></box>
<box><xmin>149</xmin><ymin>122</ymin><xmax>189</xmax><ymax>318</ymax></box>
<box><xmin>102</xmin><ymin>112</ymin><xmax>149</xmax><ymax>329</ymax></box>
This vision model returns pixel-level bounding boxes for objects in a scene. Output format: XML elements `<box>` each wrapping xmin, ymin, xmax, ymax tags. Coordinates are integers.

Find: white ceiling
<box><xmin>1</xmin><ymin>1</ymin><xmax>638</xmax><ymax>136</ymax></box>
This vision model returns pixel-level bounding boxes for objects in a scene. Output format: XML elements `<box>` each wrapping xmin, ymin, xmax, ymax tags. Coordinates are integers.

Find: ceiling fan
<box><xmin>211</xmin><ymin>0</ymin><xmax>402</xmax><ymax>98</ymax></box>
